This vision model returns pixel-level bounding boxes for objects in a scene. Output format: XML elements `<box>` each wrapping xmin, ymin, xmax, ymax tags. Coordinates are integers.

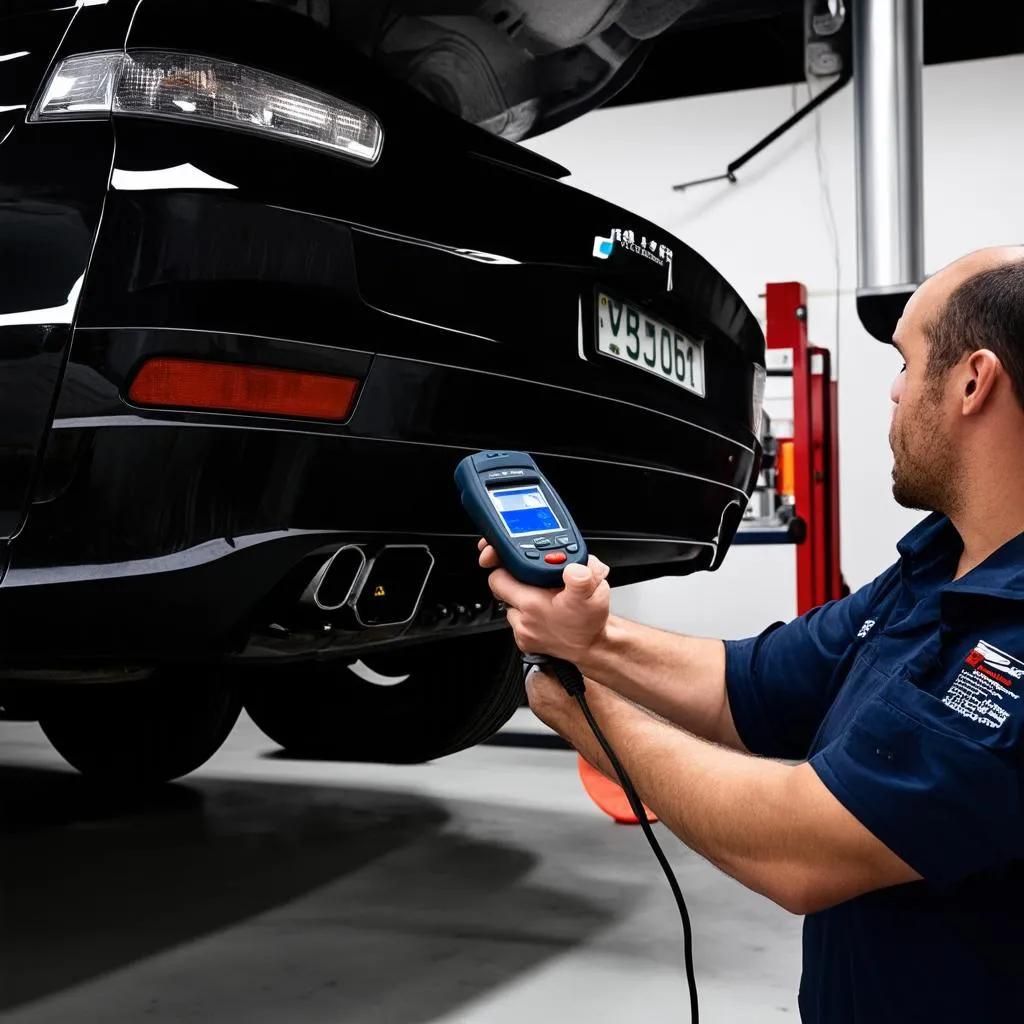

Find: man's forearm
<box><xmin>575</xmin><ymin>615</ymin><xmax>747</xmax><ymax>751</ymax></box>
<box><xmin>549</xmin><ymin>680</ymin><xmax>918</xmax><ymax>915</ymax></box>
<box><xmin>580</xmin><ymin>686</ymin><xmax>801</xmax><ymax>904</ymax></box>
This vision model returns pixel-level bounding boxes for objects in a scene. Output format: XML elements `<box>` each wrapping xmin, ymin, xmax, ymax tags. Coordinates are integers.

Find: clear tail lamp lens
<box><xmin>31</xmin><ymin>51</ymin><xmax>122</xmax><ymax>119</ymax></box>
<box><xmin>29</xmin><ymin>50</ymin><xmax>383</xmax><ymax>164</ymax></box>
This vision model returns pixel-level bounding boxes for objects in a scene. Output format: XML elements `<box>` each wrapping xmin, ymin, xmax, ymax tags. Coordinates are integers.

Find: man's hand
<box><xmin>523</xmin><ymin>664</ymin><xmax>576</xmax><ymax>730</ymax></box>
<box><xmin>478</xmin><ymin>538</ymin><xmax>611</xmax><ymax>663</ymax></box>
<box><xmin>523</xmin><ymin>664</ymin><xmax>621</xmax><ymax>778</ymax></box>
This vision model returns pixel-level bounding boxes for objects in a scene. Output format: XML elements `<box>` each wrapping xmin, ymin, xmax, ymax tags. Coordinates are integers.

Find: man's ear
<box><xmin>962</xmin><ymin>349</ymin><xmax>1002</xmax><ymax>415</ymax></box>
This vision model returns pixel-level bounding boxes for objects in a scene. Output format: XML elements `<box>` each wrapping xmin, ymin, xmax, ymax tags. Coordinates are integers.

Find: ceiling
<box><xmin>605</xmin><ymin>0</ymin><xmax>1024</xmax><ymax>107</ymax></box>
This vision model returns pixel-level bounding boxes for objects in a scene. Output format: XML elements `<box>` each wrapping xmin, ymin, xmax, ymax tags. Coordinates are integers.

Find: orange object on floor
<box><xmin>577</xmin><ymin>754</ymin><xmax>658</xmax><ymax>824</ymax></box>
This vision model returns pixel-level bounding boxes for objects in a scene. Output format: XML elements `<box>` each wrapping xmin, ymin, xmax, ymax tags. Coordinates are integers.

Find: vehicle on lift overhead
<box><xmin>0</xmin><ymin>0</ymin><xmax>766</xmax><ymax>785</ymax></box>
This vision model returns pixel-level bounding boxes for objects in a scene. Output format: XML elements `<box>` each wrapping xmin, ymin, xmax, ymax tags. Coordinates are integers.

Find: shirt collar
<box><xmin>897</xmin><ymin>512</ymin><xmax>1024</xmax><ymax>602</ymax></box>
<box><xmin>896</xmin><ymin>513</ymin><xmax>960</xmax><ymax>592</ymax></box>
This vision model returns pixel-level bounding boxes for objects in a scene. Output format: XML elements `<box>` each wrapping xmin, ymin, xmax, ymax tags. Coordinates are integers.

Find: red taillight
<box><xmin>128</xmin><ymin>358</ymin><xmax>359</xmax><ymax>421</ymax></box>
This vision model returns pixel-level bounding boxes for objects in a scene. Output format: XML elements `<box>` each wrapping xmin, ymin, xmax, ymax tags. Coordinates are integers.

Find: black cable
<box><xmin>534</xmin><ymin>657</ymin><xmax>700</xmax><ymax>1024</ymax></box>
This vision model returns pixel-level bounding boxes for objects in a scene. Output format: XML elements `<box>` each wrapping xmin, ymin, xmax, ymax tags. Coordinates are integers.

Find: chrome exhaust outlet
<box><xmin>301</xmin><ymin>545</ymin><xmax>367</xmax><ymax>612</ymax></box>
<box><xmin>351</xmin><ymin>545</ymin><xmax>435</xmax><ymax>628</ymax></box>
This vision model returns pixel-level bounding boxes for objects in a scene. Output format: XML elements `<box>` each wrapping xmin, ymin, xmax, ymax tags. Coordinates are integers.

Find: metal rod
<box><xmin>726</xmin><ymin>70</ymin><xmax>850</xmax><ymax>177</ymax></box>
<box><xmin>853</xmin><ymin>0</ymin><xmax>925</xmax><ymax>300</ymax></box>
<box><xmin>672</xmin><ymin>70</ymin><xmax>850</xmax><ymax>193</ymax></box>
<box><xmin>672</xmin><ymin>170</ymin><xmax>736</xmax><ymax>193</ymax></box>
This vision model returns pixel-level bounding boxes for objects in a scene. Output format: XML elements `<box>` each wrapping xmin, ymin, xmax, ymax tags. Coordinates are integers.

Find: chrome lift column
<box><xmin>853</xmin><ymin>0</ymin><xmax>925</xmax><ymax>343</ymax></box>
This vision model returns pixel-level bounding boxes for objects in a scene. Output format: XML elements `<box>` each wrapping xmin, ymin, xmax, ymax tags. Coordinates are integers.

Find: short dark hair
<box><xmin>926</xmin><ymin>260</ymin><xmax>1024</xmax><ymax>408</ymax></box>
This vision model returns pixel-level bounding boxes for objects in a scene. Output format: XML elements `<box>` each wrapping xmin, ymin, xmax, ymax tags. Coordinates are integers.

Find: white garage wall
<box><xmin>521</xmin><ymin>53</ymin><xmax>1024</xmax><ymax>640</ymax></box>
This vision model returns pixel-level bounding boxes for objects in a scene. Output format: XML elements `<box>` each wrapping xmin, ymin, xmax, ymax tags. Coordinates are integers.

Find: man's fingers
<box><xmin>487</xmin><ymin>566</ymin><xmax>539</xmax><ymax>610</ymax></box>
<box><xmin>478</xmin><ymin>547</ymin><xmax>497</xmax><ymax>568</ymax></box>
<box><xmin>562</xmin><ymin>560</ymin><xmax>608</xmax><ymax>599</ymax></box>
<box><xmin>478</xmin><ymin>544</ymin><xmax>501</xmax><ymax>569</ymax></box>
<box><xmin>505</xmin><ymin>606</ymin><xmax>526</xmax><ymax>646</ymax></box>
<box><xmin>505</xmin><ymin>607</ymin><xmax>542</xmax><ymax>658</ymax></box>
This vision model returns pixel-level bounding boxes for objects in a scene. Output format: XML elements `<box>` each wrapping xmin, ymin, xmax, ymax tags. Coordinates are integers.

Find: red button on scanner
<box><xmin>544</xmin><ymin>552</ymin><xmax>567</xmax><ymax>564</ymax></box>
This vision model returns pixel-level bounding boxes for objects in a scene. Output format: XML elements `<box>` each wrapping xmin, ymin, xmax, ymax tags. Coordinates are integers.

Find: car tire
<box><xmin>39</xmin><ymin>671</ymin><xmax>242</xmax><ymax>785</ymax></box>
<box><xmin>243</xmin><ymin>631</ymin><xmax>524</xmax><ymax>763</ymax></box>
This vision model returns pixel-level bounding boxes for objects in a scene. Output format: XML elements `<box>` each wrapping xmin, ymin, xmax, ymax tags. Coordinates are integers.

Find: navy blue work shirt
<box><xmin>725</xmin><ymin>512</ymin><xmax>1024</xmax><ymax>1023</ymax></box>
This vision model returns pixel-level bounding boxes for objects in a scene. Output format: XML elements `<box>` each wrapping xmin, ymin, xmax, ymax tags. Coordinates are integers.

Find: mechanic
<box><xmin>479</xmin><ymin>245</ymin><xmax>1024</xmax><ymax>1023</ymax></box>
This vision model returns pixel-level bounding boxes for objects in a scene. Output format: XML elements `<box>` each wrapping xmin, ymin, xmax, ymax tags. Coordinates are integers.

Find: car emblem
<box><xmin>592</xmin><ymin>227</ymin><xmax>674</xmax><ymax>291</ymax></box>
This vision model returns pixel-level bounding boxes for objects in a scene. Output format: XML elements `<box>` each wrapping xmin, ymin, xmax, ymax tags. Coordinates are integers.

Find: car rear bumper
<box><xmin>0</xmin><ymin>339</ymin><xmax>757</xmax><ymax>666</ymax></box>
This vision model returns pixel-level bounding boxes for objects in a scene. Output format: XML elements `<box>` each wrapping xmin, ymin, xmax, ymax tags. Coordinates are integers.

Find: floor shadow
<box><xmin>261</xmin><ymin>727</ymin><xmax>573</xmax><ymax>761</ymax></box>
<box><xmin>481</xmin><ymin>731</ymin><xmax>572</xmax><ymax>751</ymax></box>
<box><xmin>0</xmin><ymin>764</ymin><xmax>451</xmax><ymax>1013</ymax></box>
<box><xmin>0</xmin><ymin>763</ymin><xmax>629</xmax><ymax>1024</ymax></box>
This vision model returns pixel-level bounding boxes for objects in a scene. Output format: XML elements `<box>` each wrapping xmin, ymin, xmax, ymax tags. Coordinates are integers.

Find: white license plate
<box><xmin>596</xmin><ymin>293</ymin><xmax>705</xmax><ymax>397</ymax></box>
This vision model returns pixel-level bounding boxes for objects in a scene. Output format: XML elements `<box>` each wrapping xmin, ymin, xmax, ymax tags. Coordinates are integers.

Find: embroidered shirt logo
<box><xmin>942</xmin><ymin>639</ymin><xmax>1022</xmax><ymax>729</ymax></box>
<box><xmin>963</xmin><ymin>640</ymin><xmax>1024</xmax><ymax>682</ymax></box>
<box><xmin>857</xmin><ymin>619</ymin><xmax>876</xmax><ymax>639</ymax></box>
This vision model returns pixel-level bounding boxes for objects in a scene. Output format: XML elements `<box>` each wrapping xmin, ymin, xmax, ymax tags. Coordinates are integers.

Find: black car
<box><xmin>0</xmin><ymin>0</ymin><xmax>765</xmax><ymax>784</ymax></box>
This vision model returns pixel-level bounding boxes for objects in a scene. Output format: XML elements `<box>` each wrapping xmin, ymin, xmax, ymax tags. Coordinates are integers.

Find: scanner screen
<box><xmin>489</xmin><ymin>485</ymin><xmax>563</xmax><ymax>537</ymax></box>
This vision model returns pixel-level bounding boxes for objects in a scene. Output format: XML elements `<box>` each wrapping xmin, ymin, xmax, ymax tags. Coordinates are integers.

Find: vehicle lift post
<box><xmin>579</xmin><ymin>280</ymin><xmax>846</xmax><ymax>822</ymax></box>
<box><xmin>766</xmin><ymin>280</ymin><xmax>846</xmax><ymax>615</ymax></box>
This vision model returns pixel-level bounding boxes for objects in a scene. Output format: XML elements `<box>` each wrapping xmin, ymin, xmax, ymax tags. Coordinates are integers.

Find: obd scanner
<box><xmin>454</xmin><ymin>450</ymin><xmax>588</xmax><ymax>588</ymax></box>
<box><xmin>456</xmin><ymin>450</ymin><xmax>701</xmax><ymax>1023</ymax></box>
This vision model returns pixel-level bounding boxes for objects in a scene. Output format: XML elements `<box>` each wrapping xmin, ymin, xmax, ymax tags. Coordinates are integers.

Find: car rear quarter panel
<box><xmin>0</xmin><ymin>1</ymin><xmax>137</xmax><ymax>539</ymax></box>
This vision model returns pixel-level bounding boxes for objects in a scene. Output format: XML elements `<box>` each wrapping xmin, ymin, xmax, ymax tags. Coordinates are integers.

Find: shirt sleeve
<box><xmin>809</xmin><ymin>675</ymin><xmax>1024</xmax><ymax>886</ymax></box>
<box><xmin>723</xmin><ymin>564</ymin><xmax>901</xmax><ymax>759</ymax></box>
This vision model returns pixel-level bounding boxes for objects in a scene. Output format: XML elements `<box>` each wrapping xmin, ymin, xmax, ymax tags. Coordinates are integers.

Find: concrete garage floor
<box><xmin>0</xmin><ymin>711</ymin><xmax>802</xmax><ymax>1023</ymax></box>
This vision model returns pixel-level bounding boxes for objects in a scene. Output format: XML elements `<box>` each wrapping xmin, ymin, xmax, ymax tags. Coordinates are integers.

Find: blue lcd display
<box><xmin>489</xmin><ymin>485</ymin><xmax>563</xmax><ymax>537</ymax></box>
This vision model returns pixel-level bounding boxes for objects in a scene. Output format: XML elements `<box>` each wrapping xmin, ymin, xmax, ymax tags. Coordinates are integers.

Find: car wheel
<box><xmin>244</xmin><ymin>631</ymin><xmax>524</xmax><ymax>763</ymax></box>
<box><xmin>39</xmin><ymin>671</ymin><xmax>241</xmax><ymax>785</ymax></box>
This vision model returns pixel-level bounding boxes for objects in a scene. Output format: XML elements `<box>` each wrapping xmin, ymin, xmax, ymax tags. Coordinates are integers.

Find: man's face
<box><xmin>888</xmin><ymin>285</ymin><xmax>960</xmax><ymax>514</ymax></box>
<box><xmin>887</xmin><ymin>247</ymin><xmax>1024</xmax><ymax>515</ymax></box>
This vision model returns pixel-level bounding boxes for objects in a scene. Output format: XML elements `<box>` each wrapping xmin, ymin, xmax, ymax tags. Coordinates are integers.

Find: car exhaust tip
<box><xmin>301</xmin><ymin>545</ymin><xmax>367</xmax><ymax>612</ymax></box>
<box><xmin>352</xmin><ymin>545</ymin><xmax>435</xmax><ymax>628</ymax></box>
